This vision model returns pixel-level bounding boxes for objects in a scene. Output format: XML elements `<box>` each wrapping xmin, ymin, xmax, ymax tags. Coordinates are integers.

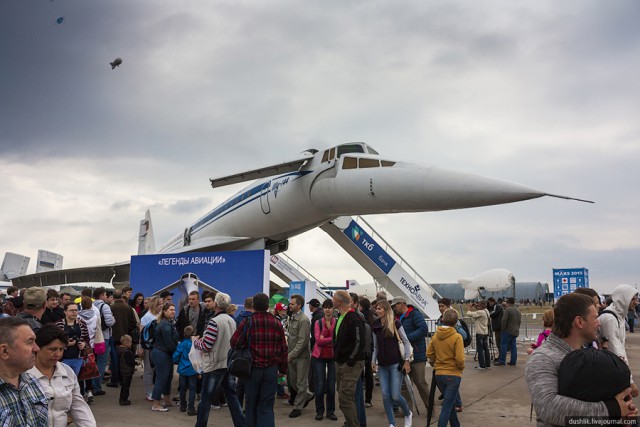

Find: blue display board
<box><xmin>289</xmin><ymin>281</ymin><xmax>305</xmax><ymax>299</ymax></box>
<box><xmin>343</xmin><ymin>220</ymin><xmax>396</xmax><ymax>274</ymax></box>
<box><xmin>552</xmin><ymin>268</ymin><xmax>589</xmax><ymax>300</ymax></box>
<box><xmin>130</xmin><ymin>250</ymin><xmax>269</xmax><ymax>312</ymax></box>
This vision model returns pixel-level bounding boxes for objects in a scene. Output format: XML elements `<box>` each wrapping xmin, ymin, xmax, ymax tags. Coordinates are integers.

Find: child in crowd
<box><xmin>118</xmin><ymin>334</ymin><xmax>136</xmax><ymax>406</ymax></box>
<box><xmin>173</xmin><ymin>325</ymin><xmax>198</xmax><ymax>416</ymax></box>
<box><xmin>527</xmin><ymin>309</ymin><xmax>553</xmax><ymax>355</ymax></box>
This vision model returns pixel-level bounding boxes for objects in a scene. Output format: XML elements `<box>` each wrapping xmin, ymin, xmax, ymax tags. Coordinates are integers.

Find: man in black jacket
<box><xmin>332</xmin><ymin>290</ymin><xmax>366</xmax><ymax>427</ymax></box>
<box><xmin>175</xmin><ymin>290</ymin><xmax>206</xmax><ymax>339</ymax></box>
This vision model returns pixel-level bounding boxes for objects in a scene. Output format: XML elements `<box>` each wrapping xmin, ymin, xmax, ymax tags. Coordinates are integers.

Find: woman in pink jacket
<box><xmin>312</xmin><ymin>299</ymin><xmax>338</xmax><ymax>421</ymax></box>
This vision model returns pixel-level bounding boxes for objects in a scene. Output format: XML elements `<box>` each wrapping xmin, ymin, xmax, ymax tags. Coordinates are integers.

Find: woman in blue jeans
<box><xmin>427</xmin><ymin>309</ymin><xmax>465</xmax><ymax>427</ymax></box>
<box><xmin>312</xmin><ymin>299</ymin><xmax>337</xmax><ymax>421</ymax></box>
<box><xmin>151</xmin><ymin>303</ymin><xmax>179</xmax><ymax>412</ymax></box>
<box><xmin>372</xmin><ymin>300</ymin><xmax>413</xmax><ymax>427</ymax></box>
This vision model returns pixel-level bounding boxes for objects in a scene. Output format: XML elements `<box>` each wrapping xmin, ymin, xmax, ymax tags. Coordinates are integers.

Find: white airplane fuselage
<box><xmin>458</xmin><ymin>268</ymin><xmax>516</xmax><ymax>300</ymax></box>
<box><xmin>158</xmin><ymin>143</ymin><xmax>549</xmax><ymax>255</ymax></box>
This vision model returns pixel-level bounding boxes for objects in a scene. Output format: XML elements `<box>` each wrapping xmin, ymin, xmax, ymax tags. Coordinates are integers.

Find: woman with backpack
<box><xmin>372</xmin><ymin>299</ymin><xmax>413</xmax><ymax>427</ymax></box>
<box><xmin>140</xmin><ymin>297</ymin><xmax>163</xmax><ymax>402</ymax></box>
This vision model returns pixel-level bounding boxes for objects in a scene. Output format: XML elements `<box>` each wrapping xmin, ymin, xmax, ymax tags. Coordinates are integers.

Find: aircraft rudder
<box><xmin>138</xmin><ymin>210</ymin><xmax>157</xmax><ymax>255</ymax></box>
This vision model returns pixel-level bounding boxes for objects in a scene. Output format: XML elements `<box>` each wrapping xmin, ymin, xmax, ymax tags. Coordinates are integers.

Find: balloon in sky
<box><xmin>56</xmin><ymin>17</ymin><xmax>64</xmax><ymax>24</ymax></box>
<box><xmin>110</xmin><ymin>58</ymin><xmax>123</xmax><ymax>70</ymax></box>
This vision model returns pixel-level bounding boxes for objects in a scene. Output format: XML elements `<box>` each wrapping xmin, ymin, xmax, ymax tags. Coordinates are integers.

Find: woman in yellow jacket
<box><xmin>427</xmin><ymin>309</ymin><xmax>465</xmax><ymax>427</ymax></box>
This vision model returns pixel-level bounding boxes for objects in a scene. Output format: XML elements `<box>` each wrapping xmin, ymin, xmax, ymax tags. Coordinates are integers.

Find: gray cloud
<box><xmin>1</xmin><ymin>1</ymin><xmax>638</xmax><ymax>292</ymax></box>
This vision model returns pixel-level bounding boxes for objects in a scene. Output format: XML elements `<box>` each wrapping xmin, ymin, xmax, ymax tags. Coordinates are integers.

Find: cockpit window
<box><xmin>359</xmin><ymin>158</ymin><xmax>380</xmax><ymax>168</ymax></box>
<box><xmin>381</xmin><ymin>160</ymin><xmax>395</xmax><ymax>167</ymax></box>
<box><xmin>337</xmin><ymin>144</ymin><xmax>365</xmax><ymax>157</ymax></box>
<box><xmin>366</xmin><ymin>145</ymin><xmax>379</xmax><ymax>155</ymax></box>
<box><xmin>321</xmin><ymin>150</ymin><xmax>329</xmax><ymax>163</ymax></box>
<box><xmin>342</xmin><ymin>157</ymin><xmax>358</xmax><ymax>169</ymax></box>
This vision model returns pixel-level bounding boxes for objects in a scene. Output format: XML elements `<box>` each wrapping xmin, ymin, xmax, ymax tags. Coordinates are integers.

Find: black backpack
<box><xmin>459</xmin><ymin>319</ymin><xmax>472</xmax><ymax>348</ymax></box>
<box><xmin>98</xmin><ymin>302</ymin><xmax>109</xmax><ymax>331</ymax></box>
<box><xmin>141</xmin><ymin>319</ymin><xmax>157</xmax><ymax>350</ymax></box>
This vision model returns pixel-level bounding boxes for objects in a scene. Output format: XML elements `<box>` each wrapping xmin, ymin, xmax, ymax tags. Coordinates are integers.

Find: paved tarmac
<box><xmin>88</xmin><ymin>332</ymin><xmax>640</xmax><ymax>426</ymax></box>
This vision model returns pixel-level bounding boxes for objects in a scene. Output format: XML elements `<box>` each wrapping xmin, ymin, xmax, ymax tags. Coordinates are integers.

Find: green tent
<box><xmin>269</xmin><ymin>293</ymin><xmax>288</xmax><ymax>307</ymax></box>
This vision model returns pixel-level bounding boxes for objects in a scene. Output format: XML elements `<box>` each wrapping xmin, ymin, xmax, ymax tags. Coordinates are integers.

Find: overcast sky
<box><xmin>1</xmin><ymin>1</ymin><xmax>639</xmax><ymax>295</ymax></box>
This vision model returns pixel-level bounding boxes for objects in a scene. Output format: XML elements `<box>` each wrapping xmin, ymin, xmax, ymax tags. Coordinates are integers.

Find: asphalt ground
<box><xmin>87</xmin><ymin>332</ymin><xmax>640</xmax><ymax>426</ymax></box>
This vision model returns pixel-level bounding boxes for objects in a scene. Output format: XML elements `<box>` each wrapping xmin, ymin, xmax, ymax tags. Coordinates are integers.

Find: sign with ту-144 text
<box><xmin>552</xmin><ymin>268</ymin><xmax>589</xmax><ymax>301</ymax></box>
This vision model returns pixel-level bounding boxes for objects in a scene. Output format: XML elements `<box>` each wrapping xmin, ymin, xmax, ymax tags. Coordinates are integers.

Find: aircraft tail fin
<box><xmin>138</xmin><ymin>210</ymin><xmax>157</xmax><ymax>255</ymax></box>
<box><xmin>35</xmin><ymin>250</ymin><xmax>63</xmax><ymax>273</ymax></box>
<box><xmin>1</xmin><ymin>252</ymin><xmax>31</xmax><ymax>280</ymax></box>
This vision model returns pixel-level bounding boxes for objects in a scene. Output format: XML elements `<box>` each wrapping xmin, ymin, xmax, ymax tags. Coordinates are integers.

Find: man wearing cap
<box><xmin>16</xmin><ymin>287</ymin><xmax>47</xmax><ymax>332</ymax></box>
<box><xmin>525</xmin><ymin>293</ymin><xmax>637</xmax><ymax>426</ymax></box>
<box><xmin>392</xmin><ymin>296</ymin><xmax>430</xmax><ymax>413</ymax></box>
<box><xmin>160</xmin><ymin>291</ymin><xmax>173</xmax><ymax>304</ymax></box>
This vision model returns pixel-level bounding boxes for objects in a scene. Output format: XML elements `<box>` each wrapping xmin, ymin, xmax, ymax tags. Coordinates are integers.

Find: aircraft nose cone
<box><xmin>425</xmin><ymin>167</ymin><xmax>545</xmax><ymax>210</ymax></box>
<box><xmin>309</xmin><ymin>162</ymin><xmax>547</xmax><ymax>215</ymax></box>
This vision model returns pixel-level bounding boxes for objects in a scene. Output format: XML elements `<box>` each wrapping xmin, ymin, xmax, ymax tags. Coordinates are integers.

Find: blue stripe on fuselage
<box><xmin>191</xmin><ymin>170</ymin><xmax>312</xmax><ymax>233</ymax></box>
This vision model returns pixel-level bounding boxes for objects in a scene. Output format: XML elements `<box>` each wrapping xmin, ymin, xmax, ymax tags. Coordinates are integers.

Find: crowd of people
<box><xmin>1</xmin><ymin>283</ymin><xmax>638</xmax><ymax>427</ymax></box>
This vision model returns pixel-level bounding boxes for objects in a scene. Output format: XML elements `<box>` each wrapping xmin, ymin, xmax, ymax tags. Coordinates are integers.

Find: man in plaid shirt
<box><xmin>231</xmin><ymin>292</ymin><xmax>287</xmax><ymax>427</ymax></box>
<box><xmin>0</xmin><ymin>317</ymin><xmax>48</xmax><ymax>427</ymax></box>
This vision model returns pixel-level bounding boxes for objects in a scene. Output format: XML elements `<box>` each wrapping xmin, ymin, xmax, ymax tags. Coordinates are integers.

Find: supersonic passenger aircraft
<box><xmin>156</xmin><ymin>141</ymin><xmax>591</xmax><ymax>256</ymax></box>
<box><xmin>11</xmin><ymin>142</ymin><xmax>591</xmax><ymax>289</ymax></box>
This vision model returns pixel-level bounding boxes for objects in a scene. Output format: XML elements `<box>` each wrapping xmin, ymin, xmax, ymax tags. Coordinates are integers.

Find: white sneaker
<box><xmin>389</xmin><ymin>425</ymin><xmax>396</xmax><ymax>427</ymax></box>
<box><xmin>84</xmin><ymin>391</ymin><xmax>93</xmax><ymax>403</ymax></box>
<box><xmin>404</xmin><ymin>410</ymin><xmax>413</xmax><ymax>427</ymax></box>
<box><xmin>211</xmin><ymin>404</ymin><xmax>221</xmax><ymax>409</ymax></box>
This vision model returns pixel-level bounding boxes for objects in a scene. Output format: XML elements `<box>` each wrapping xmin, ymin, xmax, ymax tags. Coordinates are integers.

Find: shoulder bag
<box><xmin>227</xmin><ymin>318</ymin><xmax>252</xmax><ymax>378</ymax></box>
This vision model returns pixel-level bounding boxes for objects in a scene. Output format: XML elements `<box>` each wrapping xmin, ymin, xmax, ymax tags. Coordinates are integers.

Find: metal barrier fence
<box><xmin>424</xmin><ymin>313</ymin><xmax>543</xmax><ymax>357</ymax></box>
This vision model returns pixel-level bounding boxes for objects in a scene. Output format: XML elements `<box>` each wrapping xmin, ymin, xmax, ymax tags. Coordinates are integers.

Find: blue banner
<box><xmin>552</xmin><ymin>268</ymin><xmax>589</xmax><ymax>301</ymax></box>
<box><xmin>289</xmin><ymin>281</ymin><xmax>305</xmax><ymax>299</ymax></box>
<box><xmin>130</xmin><ymin>250</ymin><xmax>269</xmax><ymax>312</ymax></box>
<box><xmin>343</xmin><ymin>220</ymin><xmax>396</xmax><ymax>275</ymax></box>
